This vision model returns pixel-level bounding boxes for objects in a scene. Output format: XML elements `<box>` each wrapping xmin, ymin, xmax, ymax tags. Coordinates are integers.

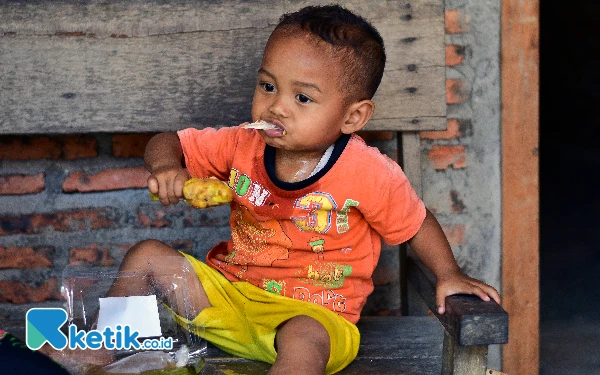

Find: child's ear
<box><xmin>341</xmin><ymin>100</ymin><xmax>375</xmax><ymax>134</ymax></box>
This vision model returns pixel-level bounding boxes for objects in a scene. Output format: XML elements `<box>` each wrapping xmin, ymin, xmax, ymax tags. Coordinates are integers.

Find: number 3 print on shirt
<box><xmin>292</xmin><ymin>192</ymin><xmax>336</xmax><ymax>234</ymax></box>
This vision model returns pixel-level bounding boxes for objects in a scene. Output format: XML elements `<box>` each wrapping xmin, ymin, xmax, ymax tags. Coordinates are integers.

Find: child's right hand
<box><xmin>147</xmin><ymin>167</ymin><xmax>190</xmax><ymax>206</ymax></box>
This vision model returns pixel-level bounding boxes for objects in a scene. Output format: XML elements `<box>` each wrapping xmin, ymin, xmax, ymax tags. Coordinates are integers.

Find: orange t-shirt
<box><xmin>178</xmin><ymin>126</ymin><xmax>426</xmax><ymax>324</ymax></box>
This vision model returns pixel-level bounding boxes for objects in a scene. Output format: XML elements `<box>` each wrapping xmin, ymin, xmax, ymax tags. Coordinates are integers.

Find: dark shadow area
<box><xmin>540</xmin><ymin>1</ymin><xmax>600</xmax><ymax>373</ymax></box>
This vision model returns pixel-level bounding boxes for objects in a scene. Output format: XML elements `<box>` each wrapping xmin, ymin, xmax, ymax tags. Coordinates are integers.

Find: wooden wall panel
<box><xmin>0</xmin><ymin>0</ymin><xmax>445</xmax><ymax>134</ymax></box>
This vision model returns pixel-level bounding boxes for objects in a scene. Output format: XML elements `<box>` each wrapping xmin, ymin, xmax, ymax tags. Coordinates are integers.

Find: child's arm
<box><xmin>407</xmin><ymin>208</ymin><xmax>501</xmax><ymax>314</ymax></box>
<box><xmin>144</xmin><ymin>132</ymin><xmax>190</xmax><ymax>206</ymax></box>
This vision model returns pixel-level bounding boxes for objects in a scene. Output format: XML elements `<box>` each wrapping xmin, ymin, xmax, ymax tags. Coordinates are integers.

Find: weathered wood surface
<box><xmin>441</xmin><ymin>331</ymin><xmax>488</xmax><ymax>375</ymax></box>
<box><xmin>202</xmin><ymin>316</ymin><xmax>444</xmax><ymax>374</ymax></box>
<box><xmin>0</xmin><ymin>0</ymin><xmax>445</xmax><ymax>134</ymax></box>
<box><xmin>407</xmin><ymin>254</ymin><xmax>509</xmax><ymax>346</ymax></box>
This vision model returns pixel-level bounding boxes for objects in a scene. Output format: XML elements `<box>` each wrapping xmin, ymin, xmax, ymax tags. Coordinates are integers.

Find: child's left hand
<box><xmin>436</xmin><ymin>271</ymin><xmax>501</xmax><ymax>314</ymax></box>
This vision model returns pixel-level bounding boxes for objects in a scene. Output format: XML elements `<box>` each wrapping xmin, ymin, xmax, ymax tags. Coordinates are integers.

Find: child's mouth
<box><xmin>263</xmin><ymin>126</ymin><xmax>286</xmax><ymax>137</ymax></box>
<box><xmin>244</xmin><ymin>120</ymin><xmax>287</xmax><ymax>137</ymax></box>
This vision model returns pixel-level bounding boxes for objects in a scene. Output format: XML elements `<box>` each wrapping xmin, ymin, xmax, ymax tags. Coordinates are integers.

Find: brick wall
<box><xmin>0</xmin><ymin>133</ymin><xmax>233</xmax><ymax>321</ymax></box>
<box><xmin>419</xmin><ymin>8</ymin><xmax>472</xmax><ymax>261</ymax></box>
<box><xmin>0</xmin><ymin>131</ymin><xmax>401</xmax><ymax>321</ymax></box>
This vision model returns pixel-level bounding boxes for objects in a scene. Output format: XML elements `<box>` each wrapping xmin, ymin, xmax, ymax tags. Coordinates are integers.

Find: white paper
<box><xmin>97</xmin><ymin>295</ymin><xmax>162</xmax><ymax>338</ymax></box>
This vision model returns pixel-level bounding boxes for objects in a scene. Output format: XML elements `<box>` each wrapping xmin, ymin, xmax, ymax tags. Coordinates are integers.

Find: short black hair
<box><xmin>273</xmin><ymin>4</ymin><xmax>386</xmax><ymax>102</ymax></box>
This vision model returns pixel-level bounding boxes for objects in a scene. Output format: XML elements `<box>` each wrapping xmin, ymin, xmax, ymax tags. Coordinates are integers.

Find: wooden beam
<box><xmin>407</xmin><ymin>255</ymin><xmax>508</xmax><ymax>346</ymax></box>
<box><xmin>0</xmin><ymin>0</ymin><xmax>445</xmax><ymax>134</ymax></box>
<box><xmin>501</xmin><ymin>0</ymin><xmax>540</xmax><ymax>373</ymax></box>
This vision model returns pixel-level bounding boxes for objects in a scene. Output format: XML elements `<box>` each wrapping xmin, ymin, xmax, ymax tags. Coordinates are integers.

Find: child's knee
<box><xmin>122</xmin><ymin>239</ymin><xmax>181</xmax><ymax>270</ymax></box>
<box><xmin>272</xmin><ymin>316</ymin><xmax>330</xmax><ymax>374</ymax></box>
<box><xmin>127</xmin><ymin>239</ymin><xmax>179</xmax><ymax>258</ymax></box>
<box><xmin>277</xmin><ymin>315</ymin><xmax>330</xmax><ymax>354</ymax></box>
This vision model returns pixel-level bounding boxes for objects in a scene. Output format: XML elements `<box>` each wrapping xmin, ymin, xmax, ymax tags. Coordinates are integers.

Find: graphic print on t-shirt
<box><xmin>292</xmin><ymin>192</ymin><xmax>337</xmax><ymax>233</ymax></box>
<box><xmin>227</xmin><ymin>205</ymin><xmax>292</xmax><ymax>266</ymax></box>
<box><xmin>296</xmin><ymin>259</ymin><xmax>353</xmax><ymax>289</ymax></box>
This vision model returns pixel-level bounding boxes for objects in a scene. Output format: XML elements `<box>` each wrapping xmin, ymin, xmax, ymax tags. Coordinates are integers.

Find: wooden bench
<box><xmin>0</xmin><ymin>1</ymin><xmax>508</xmax><ymax>374</ymax></box>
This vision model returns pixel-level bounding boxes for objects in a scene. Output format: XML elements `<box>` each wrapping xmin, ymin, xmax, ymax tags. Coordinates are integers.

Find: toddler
<box><xmin>108</xmin><ymin>5</ymin><xmax>500</xmax><ymax>375</ymax></box>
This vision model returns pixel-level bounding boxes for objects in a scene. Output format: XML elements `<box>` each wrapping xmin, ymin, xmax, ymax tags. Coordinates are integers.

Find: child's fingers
<box><xmin>147</xmin><ymin>175</ymin><xmax>159</xmax><ymax>195</ymax></box>
<box><xmin>437</xmin><ymin>280</ymin><xmax>499</xmax><ymax>314</ymax></box>
<box><xmin>173</xmin><ymin>174</ymin><xmax>188</xmax><ymax>200</ymax></box>
<box><xmin>436</xmin><ymin>286</ymin><xmax>451</xmax><ymax>314</ymax></box>
<box><xmin>470</xmin><ymin>285</ymin><xmax>492</xmax><ymax>302</ymax></box>
<box><xmin>473</xmin><ymin>281</ymin><xmax>501</xmax><ymax>304</ymax></box>
<box><xmin>436</xmin><ymin>285</ymin><xmax>457</xmax><ymax>314</ymax></box>
<box><xmin>160</xmin><ymin>170</ymin><xmax>189</xmax><ymax>205</ymax></box>
<box><xmin>165</xmin><ymin>178</ymin><xmax>182</xmax><ymax>205</ymax></box>
<box><xmin>437</xmin><ymin>301</ymin><xmax>446</xmax><ymax>315</ymax></box>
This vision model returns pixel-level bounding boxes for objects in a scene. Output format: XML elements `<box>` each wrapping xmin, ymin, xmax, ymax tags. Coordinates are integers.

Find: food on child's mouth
<box><xmin>243</xmin><ymin>120</ymin><xmax>278</xmax><ymax>130</ymax></box>
<box><xmin>243</xmin><ymin>120</ymin><xmax>287</xmax><ymax>135</ymax></box>
<box><xmin>150</xmin><ymin>178</ymin><xmax>233</xmax><ymax>208</ymax></box>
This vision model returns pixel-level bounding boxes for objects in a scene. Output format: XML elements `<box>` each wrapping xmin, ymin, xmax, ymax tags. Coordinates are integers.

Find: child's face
<box><xmin>251</xmin><ymin>31</ymin><xmax>351</xmax><ymax>155</ymax></box>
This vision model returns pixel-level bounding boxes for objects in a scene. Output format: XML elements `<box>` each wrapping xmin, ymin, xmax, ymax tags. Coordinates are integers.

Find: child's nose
<box><xmin>268</xmin><ymin>94</ymin><xmax>289</xmax><ymax>118</ymax></box>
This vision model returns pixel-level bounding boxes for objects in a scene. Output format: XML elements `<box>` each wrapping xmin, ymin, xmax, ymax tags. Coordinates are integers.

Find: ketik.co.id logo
<box><xmin>26</xmin><ymin>308</ymin><xmax>172</xmax><ymax>351</ymax></box>
<box><xmin>26</xmin><ymin>308</ymin><xmax>68</xmax><ymax>350</ymax></box>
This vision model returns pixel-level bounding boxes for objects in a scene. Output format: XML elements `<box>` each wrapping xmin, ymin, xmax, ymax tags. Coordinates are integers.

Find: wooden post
<box><xmin>442</xmin><ymin>331</ymin><xmax>488</xmax><ymax>375</ymax></box>
<box><xmin>501</xmin><ymin>0</ymin><xmax>540</xmax><ymax>374</ymax></box>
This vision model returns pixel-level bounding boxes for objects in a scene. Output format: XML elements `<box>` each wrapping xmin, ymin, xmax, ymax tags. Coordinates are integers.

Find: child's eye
<box><xmin>296</xmin><ymin>94</ymin><xmax>312</xmax><ymax>103</ymax></box>
<box><xmin>261</xmin><ymin>82</ymin><xmax>275</xmax><ymax>92</ymax></box>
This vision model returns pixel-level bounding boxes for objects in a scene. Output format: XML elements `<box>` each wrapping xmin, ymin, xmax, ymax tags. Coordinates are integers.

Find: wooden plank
<box><xmin>406</xmin><ymin>255</ymin><xmax>508</xmax><ymax>346</ymax></box>
<box><xmin>400</xmin><ymin>132</ymin><xmax>423</xmax><ymax>196</ymax></box>
<box><xmin>0</xmin><ymin>0</ymin><xmax>445</xmax><ymax>134</ymax></box>
<box><xmin>206</xmin><ymin>358</ymin><xmax>444</xmax><ymax>375</ymax></box>
<box><xmin>0</xmin><ymin>0</ymin><xmax>445</xmax><ymax>68</ymax></box>
<box><xmin>366</xmin><ymin>116</ymin><xmax>446</xmax><ymax>132</ymax></box>
<box><xmin>501</xmin><ymin>1</ymin><xmax>540</xmax><ymax>374</ymax></box>
<box><xmin>445</xmin><ymin>296</ymin><xmax>508</xmax><ymax>346</ymax></box>
<box><xmin>202</xmin><ymin>316</ymin><xmax>444</xmax><ymax>374</ymax></box>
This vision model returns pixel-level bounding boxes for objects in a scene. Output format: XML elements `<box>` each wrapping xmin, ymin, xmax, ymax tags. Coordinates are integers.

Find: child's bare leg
<box><xmin>105</xmin><ymin>239</ymin><xmax>211</xmax><ymax>317</ymax></box>
<box><xmin>46</xmin><ymin>240</ymin><xmax>211</xmax><ymax>368</ymax></box>
<box><xmin>268</xmin><ymin>315</ymin><xmax>330</xmax><ymax>375</ymax></box>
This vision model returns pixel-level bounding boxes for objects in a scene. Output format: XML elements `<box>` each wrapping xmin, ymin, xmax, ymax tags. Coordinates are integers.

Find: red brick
<box><xmin>446</xmin><ymin>45</ymin><xmax>465</xmax><ymax>66</ymax></box>
<box><xmin>445</xmin><ymin>10</ymin><xmax>469</xmax><ymax>34</ymax></box>
<box><xmin>69</xmin><ymin>245</ymin><xmax>118</xmax><ymax>266</ymax></box>
<box><xmin>62</xmin><ymin>167</ymin><xmax>150</xmax><ymax>192</ymax></box>
<box><xmin>0</xmin><ymin>174</ymin><xmax>45</xmax><ymax>195</ymax></box>
<box><xmin>113</xmin><ymin>134</ymin><xmax>157</xmax><ymax>158</ymax></box>
<box><xmin>61</xmin><ymin>136</ymin><xmax>98</xmax><ymax>160</ymax></box>
<box><xmin>428</xmin><ymin>145</ymin><xmax>466</xmax><ymax>170</ymax></box>
<box><xmin>0</xmin><ymin>208</ymin><xmax>120</xmax><ymax>235</ymax></box>
<box><xmin>446</xmin><ymin>79</ymin><xmax>469</xmax><ymax>104</ymax></box>
<box><xmin>0</xmin><ymin>246</ymin><xmax>54</xmax><ymax>268</ymax></box>
<box><xmin>421</xmin><ymin>119</ymin><xmax>462</xmax><ymax>140</ymax></box>
<box><xmin>136</xmin><ymin>202</ymin><xmax>229</xmax><ymax>228</ymax></box>
<box><xmin>442</xmin><ymin>224</ymin><xmax>466</xmax><ymax>246</ymax></box>
<box><xmin>137</xmin><ymin>206</ymin><xmax>172</xmax><ymax>228</ymax></box>
<box><xmin>0</xmin><ymin>279</ymin><xmax>60</xmax><ymax>303</ymax></box>
<box><xmin>0</xmin><ymin>137</ymin><xmax>60</xmax><ymax>159</ymax></box>
<box><xmin>0</xmin><ymin>136</ymin><xmax>97</xmax><ymax>160</ymax></box>
<box><xmin>355</xmin><ymin>131</ymin><xmax>394</xmax><ymax>142</ymax></box>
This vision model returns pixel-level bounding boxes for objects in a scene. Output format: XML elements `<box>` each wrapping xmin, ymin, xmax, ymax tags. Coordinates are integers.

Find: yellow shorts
<box><xmin>175</xmin><ymin>253</ymin><xmax>360</xmax><ymax>374</ymax></box>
